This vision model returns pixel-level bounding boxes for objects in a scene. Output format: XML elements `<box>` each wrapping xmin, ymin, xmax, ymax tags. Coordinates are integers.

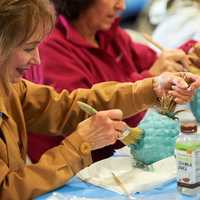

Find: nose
<box><xmin>30</xmin><ymin>48</ymin><xmax>41</xmax><ymax>65</ymax></box>
<box><xmin>116</xmin><ymin>0</ymin><xmax>126</xmax><ymax>12</ymax></box>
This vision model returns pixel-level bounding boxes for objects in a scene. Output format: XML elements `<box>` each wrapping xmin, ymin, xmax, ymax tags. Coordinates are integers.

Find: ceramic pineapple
<box><xmin>129</xmin><ymin>94</ymin><xmax>181</xmax><ymax>167</ymax></box>
<box><xmin>129</xmin><ymin>109</ymin><xmax>180</xmax><ymax>166</ymax></box>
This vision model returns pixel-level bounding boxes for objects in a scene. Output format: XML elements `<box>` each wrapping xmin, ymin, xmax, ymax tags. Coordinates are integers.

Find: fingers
<box><xmin>161</xmin><ymin>49</ymin><xmax>190</xmax><ymax>71</ymax></box>
<box><xmin>189</xmin><ymin>43</ymin><xmax>200</xmax><ymax>57</ymax></box>
<box><xmin>176</xmin><ymin>72</ymin><xmax>200</xmax><ymax>91</ymax></box>
<box><xmin>112</xmin><ymin>121</ymin><xmax>128</xmax><ymax>138</ymax></box>
<box><xmin>175</xmin><ymin>96</ymin><xmax>192</xmax><ymax>104</ymax></box>
<box><xmin>168</xmin><ymin>90</ymin><xmax>193</xmax><ymax>104</ymax></box>
<box><xmin>188</xmin><ymin>54</ymin><xmax>200</xmax><ymax>68</ymax></box>
<box><xmin>95</xmin><ymin>111</ymin><xmax>127</xmax><ymax>138</ymax></box>
<box><xmin>188</xmin><ymin>43</ymin><xmax>200</xmax><ymax>68</ymax></box>
<box><xmin>167</xmin><ymin>73</ymin><xmax>197</xmax><ymax>103</ymax></box>
<box><xmin>102</xmin><ymin>109</ymin><xmax>123</xmax><ymax>121</ymax></box>
<box><xmin>163</xmin><ymin>49</ymin><xmax>186</xmax><ymax>61</ymax></box>
<box><xmin>170</xmin><ymin>76</ymin><xmax>188</xmax><ymax>89</ymax></box>
<box><xmin>154</xmin><ymin>72</ymin><xmax>199</xmax><ymax>102</ymax></box>
<box><xmin>113</xmin><ymin>121</ymin><xmax>127</xmax><ymax>131</ymax></box>
<box><xmin>80</xmin><ymin>110</ymin><xmax>127</xmax><ymax>150</ymax></box>
<box><xmin>178</xmin><ymin>55</ymin><xmax>190</xmax><ymax>70</ymax></box>
<box><xmin>189</xmin><ymin>81</ymin><xmax>200</xmax><ymax>91</ymax></box>
<box><xmin>164</xmin><ymin>62</ymin><xmax>185</xmax><ymax>72</ymax></box>
<box><xmin>170</xmin><ymin>85</ymin><xmax>194</xmax><ymax>96</ymax></box>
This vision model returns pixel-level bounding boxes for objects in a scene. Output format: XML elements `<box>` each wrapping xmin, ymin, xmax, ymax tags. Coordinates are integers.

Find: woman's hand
<box><xmin>150</xmin><ymin>49</ymin><xmax>189</xmax><ymax>76</ymax></box>
<box><xmin>188</xmin><ymin>42</ymin><xmax>200</xmax><ymax>69</ymax></box>
<box><xmin>76</xmin><ymin>109</ymin><xmax>128</xmax><ymax>150</ymax></box>
<box><xmin>153</xmin><ymin>72</ymin><xmax>200</xmax><ymax>104</ymax></box>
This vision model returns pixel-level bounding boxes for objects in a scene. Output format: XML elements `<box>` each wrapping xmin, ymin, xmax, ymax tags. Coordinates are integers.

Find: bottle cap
<box><xmin>181</xmin><ymin>121</ymin><xmax>197</xmax><ymax>134</ymax></box>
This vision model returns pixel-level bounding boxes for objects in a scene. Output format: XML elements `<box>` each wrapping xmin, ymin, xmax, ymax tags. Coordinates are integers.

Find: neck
<box><xmin>72</xmin><ymin>18</ymin><xmax>99</xmax><ymax>47</ymax></box>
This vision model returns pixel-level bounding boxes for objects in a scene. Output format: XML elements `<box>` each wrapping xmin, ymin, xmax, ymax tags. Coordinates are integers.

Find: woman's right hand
<box><xmin>188</xmin><ymin>42</ymin><xmax>200</xmax><ymax>68</ymax></box>
<box><xmin>76</xmin><ymin>109</ymin><xmax>128</xmax><ymax>150</ymax></box>
<box><xmin>150</xmin><ymin>49</ymin><xmax>189</xmax><ymax>76</ymax></box>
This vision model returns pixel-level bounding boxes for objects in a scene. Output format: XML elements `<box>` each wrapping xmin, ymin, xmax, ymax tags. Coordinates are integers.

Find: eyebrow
<box><xmin>25</xmin><ymin>41</ymin><xmax>40</xmax><ymax>45</ymax></box>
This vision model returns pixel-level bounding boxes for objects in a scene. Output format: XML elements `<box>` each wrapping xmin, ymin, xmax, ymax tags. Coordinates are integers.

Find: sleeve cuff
<box><xmin>132</xmin><ymin>78</ymin><xmax>158</xmax><ymax>108</ymax></box>
<box><xmin>63</xmin><ymin>132</ymin><xmax>92</xmax><ymax>167</ymax></box>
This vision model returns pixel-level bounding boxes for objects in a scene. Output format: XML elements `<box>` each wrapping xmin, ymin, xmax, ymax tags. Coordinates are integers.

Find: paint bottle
<box><xmin>175</xmin><ymin>121</ymin><xmax>200</xmax><ymax>196</ymax></box>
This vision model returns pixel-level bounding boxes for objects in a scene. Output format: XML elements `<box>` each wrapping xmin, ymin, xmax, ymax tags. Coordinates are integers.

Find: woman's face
<box><xmin>81</xmin><ymin>0</ymin><xmax>125</xmax><ymax>31</ymax></box>
<box><xmin>4</xmin><ymin>30</ymin><xmax>42</xmax><ymax>83</ymax></box>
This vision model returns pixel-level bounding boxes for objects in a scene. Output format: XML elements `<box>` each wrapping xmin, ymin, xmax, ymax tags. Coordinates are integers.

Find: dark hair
<box><xmin>51</xmin><ymin>0</ymin><xmax>95</xmax><ymax>21</ymax></box>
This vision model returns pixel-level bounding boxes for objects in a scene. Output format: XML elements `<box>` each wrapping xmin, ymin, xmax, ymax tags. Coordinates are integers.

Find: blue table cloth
<box><xmin>36</xmin><ymin>177</ymin><xmax>199</xmax><ymax>200</ymax></box>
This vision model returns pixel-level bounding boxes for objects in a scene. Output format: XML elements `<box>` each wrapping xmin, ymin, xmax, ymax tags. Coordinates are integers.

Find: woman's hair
<box><xmin>51</xmin><ymin>0</ymin><xmax>95</xmax><ymax>21</ymax></box>
<box><xmin>0</xmin><ymin>0</ymin><xmax>55</xmax><ymax>90</ymax></box>
<box><xmin>0</xmin><ymin>0</ymin><xmax>55</xmax><ymax>58</ymax></box>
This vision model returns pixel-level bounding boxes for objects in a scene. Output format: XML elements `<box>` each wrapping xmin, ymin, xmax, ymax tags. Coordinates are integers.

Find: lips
<box><xmin>16</xmin><ymin>67</ymin><xmax>29</xmax><ymax>76</ymax></box>
<box><xmin>108</xmin><ymin>15</ymin><xmax>115</xmax><ymax>20</ymax></box>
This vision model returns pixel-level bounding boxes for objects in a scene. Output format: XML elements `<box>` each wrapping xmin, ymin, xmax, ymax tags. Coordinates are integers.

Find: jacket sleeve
<box><xmin>117</xmin><ymin>28</ymin><xmax>157</xmax><ymax>81</ymax></box>
<box><xmin>0</xmin><ymin>132</ymin><xmax>92</xmax><ymax>200</ymax></box>
<box><xmin>17</xmin><ymin>78</ymin><xmax>158</xmax><ymax>135</ymax></box>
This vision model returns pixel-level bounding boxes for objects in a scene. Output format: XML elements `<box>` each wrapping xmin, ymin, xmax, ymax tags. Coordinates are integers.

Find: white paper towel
<box><xmin>77</xmin><ymin>156</ymin><xmax>176</xmax><ymax>195</ymax></box>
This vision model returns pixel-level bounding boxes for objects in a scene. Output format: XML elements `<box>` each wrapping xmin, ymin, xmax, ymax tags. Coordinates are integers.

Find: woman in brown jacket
<box><xmin>0</xmin><ymin>0</ymin><xmax>199</xmax><ymax>199</ymax></box>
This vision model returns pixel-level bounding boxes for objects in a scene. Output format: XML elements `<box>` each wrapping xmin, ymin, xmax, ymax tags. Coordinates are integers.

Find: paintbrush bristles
<box><xmin>121</xmin><ymin>127</ymin><xmax>143</xmax><ymax>145</ymax></box>
<box><xmin>160</xmin><ymin>95</ymin><xmax>176</xmax><ymax>114</ymax></box>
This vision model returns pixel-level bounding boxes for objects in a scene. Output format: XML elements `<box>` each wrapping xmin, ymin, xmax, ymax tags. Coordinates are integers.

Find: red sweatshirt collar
<box><xmin>57</xmin><ymin>15</ymin><xmax>120</xmax><ymax>49</ymax></box>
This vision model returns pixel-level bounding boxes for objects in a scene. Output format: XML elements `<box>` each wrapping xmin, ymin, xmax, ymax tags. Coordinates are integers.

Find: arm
<box><xmin>0</xmin><ymin>78</ymin><xmax>156</xmax><ymax>199</ymax></box>
<box><xmin>18</xmin><ymin>78</ymin><xmax>157</xmax><ymax>135</ymax></box>
<box><xmin>0</xmin><ymin>132</ymin><xmax>92</xmax><ymax>200</ymax></box>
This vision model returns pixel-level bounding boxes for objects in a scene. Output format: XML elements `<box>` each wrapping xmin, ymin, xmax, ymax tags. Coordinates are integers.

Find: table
<box><xmin>36</xmin><ymin>177</ymin><xmax>199</xmax><ymax>200</ymax></box>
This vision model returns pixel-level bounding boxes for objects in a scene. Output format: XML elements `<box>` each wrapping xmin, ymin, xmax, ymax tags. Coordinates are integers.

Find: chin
<box><xmin>11</xmin><ymin>77</ymin><xmax>21</xmax><ymax>83</ymax></box>
<box><xmin>101</xmin><ymin>24</ymin><xmax>112</xmax><ymax>31</ymax></box>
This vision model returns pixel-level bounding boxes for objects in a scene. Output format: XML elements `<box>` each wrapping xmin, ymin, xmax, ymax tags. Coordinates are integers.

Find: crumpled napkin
<box><xmin>77</xmin><ymin>156</ymin><xmax>176</xmax><ymax>195</ymax></box>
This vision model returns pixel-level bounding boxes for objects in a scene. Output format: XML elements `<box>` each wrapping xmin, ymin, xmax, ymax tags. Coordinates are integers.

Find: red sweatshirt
<box><xmin>27</xmin><ymin>15</ymin><xmax>195</xmax><ymax>163</ymax></box>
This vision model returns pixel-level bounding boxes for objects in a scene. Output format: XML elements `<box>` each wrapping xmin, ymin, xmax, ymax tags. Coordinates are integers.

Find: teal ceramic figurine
<box><xmin>129</xmin><ymin>109</ymin><xmax>180</xmax><ymax>166</ymax></box>
<box><xmin>129</xmin><ymin>95</ymin><xmax>181</xmax><ymax>167</ymax></box>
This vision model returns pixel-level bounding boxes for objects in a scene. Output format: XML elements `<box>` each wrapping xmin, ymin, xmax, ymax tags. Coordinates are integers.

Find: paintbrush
<box><xmin>77</xmin><ymin>101</ymin><xmax>143</xmax><ymax>145</ymax></box>
<box><xmin>111</xmin><ymin>172</ymin><xmax>136</xmax><ymax>200</ymax></box>
<box><xmin>142</xmin><ymin>33</ymin><xmax>164</xmax><ymax>51</ymax></box>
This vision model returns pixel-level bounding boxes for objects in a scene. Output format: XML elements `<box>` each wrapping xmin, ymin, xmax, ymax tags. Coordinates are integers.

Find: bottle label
<box><xmin>175</xmin><ymin>148</ymin><xmax>200</xmax><ymax>187</ymax></box>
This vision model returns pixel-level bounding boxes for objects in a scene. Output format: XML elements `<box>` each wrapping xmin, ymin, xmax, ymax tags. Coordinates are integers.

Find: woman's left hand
<box><xmin>153</xmin><ymin>72</ymin><xmax>200</xmax><ymax>104</ymax></box>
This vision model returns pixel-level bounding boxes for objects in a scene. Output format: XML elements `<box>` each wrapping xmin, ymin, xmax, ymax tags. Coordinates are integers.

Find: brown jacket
<box><xmin>0</xmin><ymin>78</ymin><xmax>157</xmax><ymax>199</ymax></box>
